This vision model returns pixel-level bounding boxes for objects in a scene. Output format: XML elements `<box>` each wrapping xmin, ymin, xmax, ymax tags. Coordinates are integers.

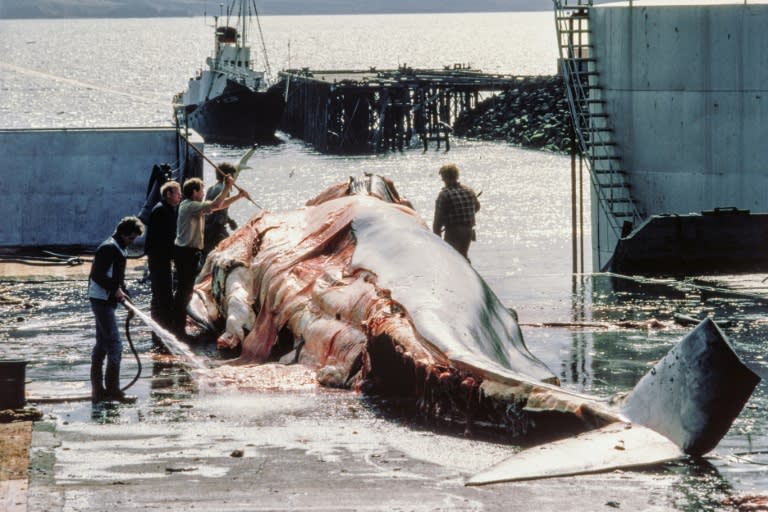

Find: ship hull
<box><xmin>182</xmin><ymin>81</ymin><xmax>285</xmax><ymax>145</ymax></box>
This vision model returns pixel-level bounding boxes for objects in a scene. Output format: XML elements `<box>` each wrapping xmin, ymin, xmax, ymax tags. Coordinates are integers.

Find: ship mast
<box><xmin>213</xmin><ymin>15</ymin><xmax>220</xmax><ymax>63</ymax></box>
<box><xmin>238</xmin><ymin>0</ymin><xmax>248</xmax><ymax>49</ymax></box>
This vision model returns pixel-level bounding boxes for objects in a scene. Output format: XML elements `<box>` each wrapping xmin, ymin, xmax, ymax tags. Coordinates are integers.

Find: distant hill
<box><xmin>0</xmin><ymin>0</ymin><xmax>554</xmax><ymax>19</ymax></box>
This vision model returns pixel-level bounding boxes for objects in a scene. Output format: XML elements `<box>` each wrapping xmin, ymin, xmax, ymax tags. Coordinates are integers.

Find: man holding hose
<box><xmin>88</xmin><ymin>216</ymin><xmax>143</xmax><ymax>403</ymax></box>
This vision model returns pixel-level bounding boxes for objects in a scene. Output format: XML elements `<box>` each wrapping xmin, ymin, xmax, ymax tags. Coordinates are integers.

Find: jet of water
<box><xmin>121</xmin><ymin>299</ymin><xmax>208</xmax><ymax>370</ymax></box>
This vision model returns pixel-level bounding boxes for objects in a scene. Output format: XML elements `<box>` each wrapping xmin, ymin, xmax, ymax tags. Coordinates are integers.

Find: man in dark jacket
<box><xmin>88</xmin><ymin>216</ymin><xmax>143</xmax><ymax>403</ymax></box>
<box><xmin>432</xmin><ymin>163</ymin><xmax>481</xmax><ymax>261</ymax></box>
<box><xmin>145</xmin><ymin>180</ymin><xmax>181</xmax><ymax>347</ymax></box>
<box><xmin>203</xmin><ymin>162</ymin><xmax>239</xmax><ymax>258</ymax></box>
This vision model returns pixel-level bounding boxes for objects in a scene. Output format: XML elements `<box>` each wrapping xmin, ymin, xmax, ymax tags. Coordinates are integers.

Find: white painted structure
<box><xmin>0</xmin><ymin>128</ymin><xmax>202</xmax><ymax>248</ymax></box>
<box><xmin>588</xmin><ymin>1</ymin><xmax>768</xmax><ymax>270</ymax></box>
<box><xmin>179</xmin><ymin>26</ymin><xmax>265</xmax><ymax>108</ymax></box>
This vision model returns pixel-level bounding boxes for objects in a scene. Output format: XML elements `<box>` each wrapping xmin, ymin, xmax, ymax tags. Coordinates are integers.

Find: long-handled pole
<box><xmin>179</xmin><ymin>133</ymin><xmax>263</xmax><ymax>210</ymax></box>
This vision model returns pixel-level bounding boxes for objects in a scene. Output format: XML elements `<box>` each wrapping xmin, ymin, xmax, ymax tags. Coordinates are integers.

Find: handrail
<box><xmin>553</xmin><ymin>0</ymin><xmax>644</xmax><ymax>235</ymax></box>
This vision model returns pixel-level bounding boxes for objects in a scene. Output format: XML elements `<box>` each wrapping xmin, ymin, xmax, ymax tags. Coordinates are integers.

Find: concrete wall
<box><xmin>0</xmin><ymin>128</ymin><xmax>188</xmax><ymax>248</ymax></box>
<box><xmin>589</xmin><ymin>3</ymin><xmax>768</xmax><ymax>269</ymax></box>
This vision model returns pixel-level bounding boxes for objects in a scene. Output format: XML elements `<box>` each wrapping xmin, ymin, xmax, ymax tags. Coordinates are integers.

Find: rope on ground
<box><xmin>0</xmin><ymin>254</ymin><xmax>85</xmax><ymax>266</ymax></box>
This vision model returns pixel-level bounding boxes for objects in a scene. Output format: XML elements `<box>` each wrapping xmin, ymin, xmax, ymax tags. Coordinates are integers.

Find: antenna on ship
<box><xmin>240</xmin><ymin>0</ymin><xmax>248</xmax><ymax>49</ymax></box>
<box><xmin>251</xmin><ymin>0</ymin><xmax>273</xmax><ymax>84</ymax></box>
<box><xmin>212</xmin><ymin>14</ymin><xmax>220</xmax><ymax>64</ymax></box>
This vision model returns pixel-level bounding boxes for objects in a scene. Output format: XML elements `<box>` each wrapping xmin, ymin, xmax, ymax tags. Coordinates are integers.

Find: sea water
<box><xmin>0</xmin><ymin>13</ymin><xmax>558</xmax><ymax>129</ymax></box>
<box><xmin>0</xmin><ymin>12</ymin><xmax>766</xmax><ymax>506</ymax></box>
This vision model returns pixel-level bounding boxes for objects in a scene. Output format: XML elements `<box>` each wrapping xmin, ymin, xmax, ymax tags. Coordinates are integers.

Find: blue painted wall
<box><xmin>0</xmin><ymin>128</ymin><xmax>192</xmax><ymax>247</ymax></box>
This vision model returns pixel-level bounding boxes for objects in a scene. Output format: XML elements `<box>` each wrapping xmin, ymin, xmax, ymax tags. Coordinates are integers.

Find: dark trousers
<box><xmin>203</xmin><ymin>223</ymin><xmax>229</xmax><ymax>258</ymax></box>
<box><xmin>173</xmin><ymin>245</ymin><xmax>201</xmax><ymax>335</ymax></box>
<box><xmin>444</xmin><ymin>225</ymin><xmax>474</xmax><ymax>260</ymax></box>
<box><xmin>148</xmin><ymin>255</ymin><xmax>174</xmax><ymax>337</ymax></box>
<box><xmin>90</xmin><ymin>299</ymin><xmax>122</xmax><ymax>394</ymax></box>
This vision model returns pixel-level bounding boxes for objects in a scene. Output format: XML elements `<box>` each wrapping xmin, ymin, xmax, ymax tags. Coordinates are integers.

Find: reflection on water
<box><xmin>667</xmin><ymin>458</ymin><xmax>742</xmax><ymax>512</ymax></box>
<box><xmin>0</xmin><ymin>13</ymin><xmax>558</xmax><ymax>130</ymax></box>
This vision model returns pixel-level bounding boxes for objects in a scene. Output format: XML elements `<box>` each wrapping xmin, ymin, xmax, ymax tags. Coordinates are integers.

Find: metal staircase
<box><xmin>553</xmin><ymin>0</ymin><xmax>644</xmax><ymax>236</ymax></box>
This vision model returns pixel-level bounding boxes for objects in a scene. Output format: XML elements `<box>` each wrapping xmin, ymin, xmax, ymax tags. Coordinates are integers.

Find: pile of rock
<box><xmin>453</xmin><ymin>75</ymin><xmax>574</xmax><ymax>153</ymax></box>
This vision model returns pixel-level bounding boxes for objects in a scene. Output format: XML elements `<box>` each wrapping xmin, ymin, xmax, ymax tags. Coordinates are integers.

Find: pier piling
<box><xmin>278</xmin><ymin>66</ymin><xmax>520</xmax><ymax>154</ymax></box>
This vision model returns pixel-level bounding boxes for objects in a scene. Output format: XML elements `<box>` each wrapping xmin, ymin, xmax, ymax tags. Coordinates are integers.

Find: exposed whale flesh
<box><xmin>178</xmin><ymin>174</ymin><xmax>760</xmax><ymax>484</ymax></box>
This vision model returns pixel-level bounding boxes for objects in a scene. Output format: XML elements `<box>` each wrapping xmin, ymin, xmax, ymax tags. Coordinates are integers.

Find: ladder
<box><xmin>553</xmin><ymin>0</ymin><xmax>643</xmax><ymax>236</ymax></box>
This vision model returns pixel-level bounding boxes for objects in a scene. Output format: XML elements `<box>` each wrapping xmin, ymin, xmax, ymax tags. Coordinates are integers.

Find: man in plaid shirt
<box><xmin>432</xmin><ymin>163</ymin><xmax>481</xmax><ymax>261</ymax></box>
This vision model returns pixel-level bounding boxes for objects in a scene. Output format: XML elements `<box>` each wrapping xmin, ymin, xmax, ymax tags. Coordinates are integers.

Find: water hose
<box><xmin>25</xmin><ymin>300</ymin><xmax>143</xmax><ymax>404</ymax></box>
<box><xmin>120</xmin><ymin>298</ymin><xmax>207</xmax><ymax>370</ymax></box>
<box><xmin>0</xmin><ymin>252</ymin><xmax>85</xmax><ymax>266</ymax></box>
<box><xmin>121</xmin><ymin>298</ymin><xmax>142</xmax><ymax>392</ymax></box>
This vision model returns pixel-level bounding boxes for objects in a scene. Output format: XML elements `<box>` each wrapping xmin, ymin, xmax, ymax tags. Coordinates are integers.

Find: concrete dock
<box><xmin>12</xmin><ymin>398</ymin><xmax>688</xmax><ymax>512</ymax></box>
<box><xmin>1</xmin><ymin>259</ymin><xmax>767</xmax><ymax>511</ymax></box>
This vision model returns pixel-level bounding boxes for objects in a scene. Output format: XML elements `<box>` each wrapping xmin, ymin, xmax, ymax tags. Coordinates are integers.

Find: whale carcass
<box><xmin>185</xmin><ymin>174</ymin><xmax>760</xmax><ymax>483</ymax></box>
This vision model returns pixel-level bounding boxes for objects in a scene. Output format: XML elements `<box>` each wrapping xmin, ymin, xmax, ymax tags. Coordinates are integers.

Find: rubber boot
<box><xmin>105</xmin><ymin>361</ymin><xmax>137</xmax><ymax>404</ymax></box>
<box><xmin>90</xmin><ymin>364</ymin><xmax>107</xmax><ymax>404</ymax></box>
<box><xmin>151</xmin><ymin>332</ymin><xmax>170</xmax><ymax>354</ymax></box>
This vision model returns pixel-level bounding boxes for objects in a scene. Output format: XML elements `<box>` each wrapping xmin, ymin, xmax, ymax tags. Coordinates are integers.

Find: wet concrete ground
<box><xmin>25</xmin><ymin>388</ymin><xmax>699</xmax><ymax>512</ymax></box>
<box><xmin>2</xmin><ymin>262</ymin><xmax>768</xmax><ymax>511</ymax></box>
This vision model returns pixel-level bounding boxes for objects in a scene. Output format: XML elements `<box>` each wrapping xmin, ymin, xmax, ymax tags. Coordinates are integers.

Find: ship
<box><xmin>174</xmin><ymin>0</ymin><xmax>284</xmax><ymax>145</ymax></box>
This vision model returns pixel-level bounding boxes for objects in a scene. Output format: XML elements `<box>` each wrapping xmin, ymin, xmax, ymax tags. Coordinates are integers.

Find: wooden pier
<box><xmin>278</xmin><ymin>66</ymin><xmax>520</xmax><ymax>153</ymax></box>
